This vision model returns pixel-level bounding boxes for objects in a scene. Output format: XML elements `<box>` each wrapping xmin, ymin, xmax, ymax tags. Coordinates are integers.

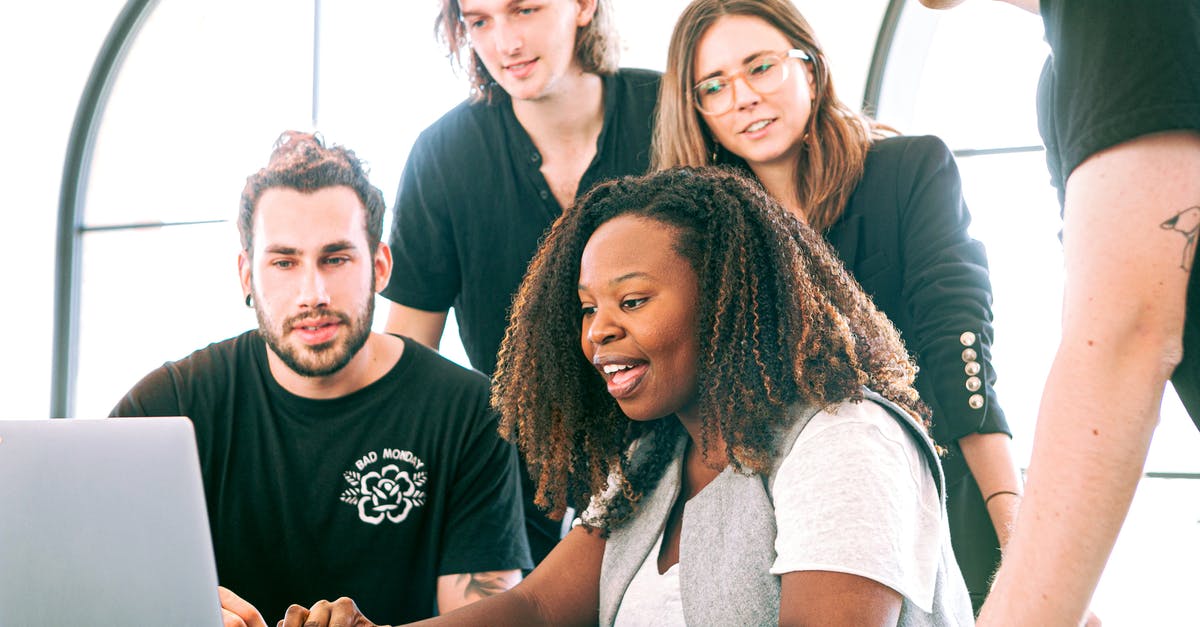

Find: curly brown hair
<box><xmin>492</xmin><ymin>167</ymin><xmax>924</xmax><ymax>530</ymax></box>
<box><xmin>239</xmin><ymin>131</ymin><xmax>386</xmax><ymax>256</ymax></box>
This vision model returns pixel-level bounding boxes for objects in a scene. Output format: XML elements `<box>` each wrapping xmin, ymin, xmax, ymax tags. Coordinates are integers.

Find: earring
<box><xmin>245</xmin><ymin>293</ymin><xmax>254</xmax><ymax>308</ymax></box>
<box><xmin>710</xmin><ymin>143</ymin><xmax>720</xmax><ymax>164</ymax></box>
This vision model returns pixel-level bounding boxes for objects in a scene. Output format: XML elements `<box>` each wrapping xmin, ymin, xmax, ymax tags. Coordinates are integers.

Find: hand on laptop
<box><xmin>279</xmin><ymin>596</ymin><xmax>379</xmax><ymax>627</ymax></box>
<box><xmin>219</xmin><ymin>586</ymin><xmax>267</xmax><ymax>627</ymax></box>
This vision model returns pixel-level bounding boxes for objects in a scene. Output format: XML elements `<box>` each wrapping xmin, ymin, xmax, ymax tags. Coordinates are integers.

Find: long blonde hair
<box><xmin>651</xmin><ymin>0</ymin><xmax>891</xmax><ymax>231</ymax></box>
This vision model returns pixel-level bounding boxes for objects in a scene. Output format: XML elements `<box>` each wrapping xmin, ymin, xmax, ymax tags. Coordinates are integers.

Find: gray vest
<box><xmin>598</xmin><ymin>389</ymin><xmax>975</xmax><ymax>626</ymax></box>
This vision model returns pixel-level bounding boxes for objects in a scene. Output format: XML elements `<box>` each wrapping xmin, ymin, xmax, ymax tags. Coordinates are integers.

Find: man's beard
<box><xmin>255</xmin><ymin>292</ymin><xmax>375</xmax><ymax>378</ymax></box>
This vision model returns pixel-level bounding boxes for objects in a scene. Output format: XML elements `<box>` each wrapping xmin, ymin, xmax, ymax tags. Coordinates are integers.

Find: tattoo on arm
<box><xmin>1159</xmin><ymin>205</ymin><xmax>1200</xmax><ymax>271</ymax></box>
<box><xmin>455</xmin><ymin>570</ymin><xmax>519</xmax><ymax>601</ymax></box>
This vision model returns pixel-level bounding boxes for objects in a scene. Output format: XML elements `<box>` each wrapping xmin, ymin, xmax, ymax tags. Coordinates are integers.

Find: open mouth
<box><xmin>289</xmin><ymin>316</ymin><xmax>343</xmax><ymax>345</ymax></box>
<box><xmin>597</xmin><ymin>360</ymin><xmax>649</xmax><ymax>399</ymax></box>
<box><xmin>742</xmin><ymin>118</ymin><xmax>776</xmax><ymax>134</ymax></box>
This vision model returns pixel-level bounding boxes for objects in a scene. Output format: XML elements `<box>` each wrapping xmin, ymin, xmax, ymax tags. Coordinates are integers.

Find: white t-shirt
<box><xmin>612</xmin><ymin>533</ymin><xmax>687</xmax><ymax>627</ymax></box>
<box><xmin>770</xmin><ymin>400</ymin><xmax>942</xmax><ymax>612</ymax></box>
<box><xmin>611</xmin><ymin>400</ymin><xmax>942</xmax><ymax>622</ymax></box>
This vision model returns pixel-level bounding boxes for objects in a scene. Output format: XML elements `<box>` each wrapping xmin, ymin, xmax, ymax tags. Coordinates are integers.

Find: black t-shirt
<box><xmin>1037</xmin><ymin>0</ymin><xmax>1200</xmax><ymax>427</ymax></box>
<box><xmin>111</xmin><ymin>333</ymin><xmax>531</xmax><ymax>623</ymax></box>
<box><xmin>1037</xmin><ymin>0</ymin><xmax>1200</xmax><ymax>207</ymax></box>
<box><xmin>383</xmin><ymin>68</ymin><xmax>661</xmax><ymax>377</ymax></box>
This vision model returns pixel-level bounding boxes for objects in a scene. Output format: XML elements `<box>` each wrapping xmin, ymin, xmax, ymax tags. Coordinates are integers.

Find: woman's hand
<box><xmin>278</xmin><ymin>597</ymin><xmax>380</xmax><ymax>627</ymax></box>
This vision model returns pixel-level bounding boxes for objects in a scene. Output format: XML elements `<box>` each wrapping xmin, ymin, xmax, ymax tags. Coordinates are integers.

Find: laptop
<box><xmin>0</xmin><ymin>417</ymin><xmax>223</xmax><ymax>627</ymax></box>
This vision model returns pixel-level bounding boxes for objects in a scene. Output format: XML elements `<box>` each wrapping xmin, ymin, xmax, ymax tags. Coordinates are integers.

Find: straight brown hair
<box><xmin>652</xmin><ymin>0</ymin><xmax>893</xmax><ymax>231</ymax></box>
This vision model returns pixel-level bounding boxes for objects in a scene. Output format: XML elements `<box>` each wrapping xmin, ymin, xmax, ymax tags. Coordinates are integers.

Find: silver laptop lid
<box><xmin>0</xmin><ymin>417</ymin><xmax>222</xmax><ymax>627</ymax></box>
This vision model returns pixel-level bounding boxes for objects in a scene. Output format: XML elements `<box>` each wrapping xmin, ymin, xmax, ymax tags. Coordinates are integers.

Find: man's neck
<box><xmin>266</xmin><ymin>333</ymin><xmax>405</xmax><ymax>400</ymax></box>
<box><xmin>511</xmin><ymin>71</ymin><xmax>606</xmax><ymax>152</ymax></box>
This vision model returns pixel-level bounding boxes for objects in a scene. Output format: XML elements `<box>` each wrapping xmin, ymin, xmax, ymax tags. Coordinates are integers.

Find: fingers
<box><xmin>222</xmin><ymin>608</ymin><xmax>248</xmax><ymax>627</ymax></box>
<box><xmin>278</xmin><ymin>597</ymin><xmax>374</xmax><ymax>627</ymax></box>
<box><xmin>278</xmin><ymin>603</ymin><xmax>309</xmax><ymax>627</ymax></box>
<box><xmin>219</xmin><ymin>586</ymin><xmax>268</xmax><ymax>627</ymax></box>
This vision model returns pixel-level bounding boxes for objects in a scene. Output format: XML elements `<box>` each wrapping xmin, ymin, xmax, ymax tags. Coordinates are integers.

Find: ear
<box><xmin>238</xmin><ymin>250</ymin><xmax>253</xmax><ymax>300</ymax></box>
<box><xmin>575</xmin><ymin>0</ymin><xmax>597</xmax><ymax>27</ymax></box>
<box><xmin>373</xmin><ymin>243</ymin><xmax>393</xmax><ymax>294</ymax></box>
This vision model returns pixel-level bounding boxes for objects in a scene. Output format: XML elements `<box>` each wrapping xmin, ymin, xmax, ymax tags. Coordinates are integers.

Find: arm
<box><xmin>381</xmin><ymin>129</ymin><xmax>461</xmax><ymax>344</ymax></box>
<box><xmin>385</xmin><ymin>302</ymin><xmax>449</xmax><ymax>350</ymax></box>
<box><xmin>894</xmin><ymin>136</ymin><xmax>1021</xmax><ymax>540</ymax></box>
<box><xmin>436</xmin><ymin>570</ymin><xmax>523</xmax><ymax>614</ymax></box>
<box><xmin>279</xmin><ymin>527</ymin><xmax>605</xmax><ymax>627</ymax></box>
<box><xmin>979</xmin><ymin>131</ymin><xmax>1200</xmax><ymax>625</ymax></box>
<box><xmin>957</xmin><ymin>432</ymin><xmax>1022</xmax><ymax>548</ymax></box>
<box><xmin>774</xmin><ymin>407</ymin><xmax>946</xmax><ymax>624</ymax></box>
<box><xmin>414</xmin><ymin>526</ymin><xmax>604</xmax><ymax>626</ymax></box>
<box><xmin>780</xmin><ymin>571</ymin><xmax>901</xmax><ymax>627</ymax></box>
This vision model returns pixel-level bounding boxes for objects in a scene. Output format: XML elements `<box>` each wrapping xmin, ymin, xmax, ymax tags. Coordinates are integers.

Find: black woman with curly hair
<box><xmin>281</xmin><ymin>167</ymin><xmax>974</xmax><ymax>626</ymax></box>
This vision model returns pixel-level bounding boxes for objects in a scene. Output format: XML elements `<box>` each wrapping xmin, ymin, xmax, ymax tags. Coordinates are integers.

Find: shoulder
<box><xmin>858</xmin><ymin>135</ymin><xmax>961</xmax><ymax>206</ymax></box>
<box><xmin>410</xmin><ymin>97</ymin><xmax>503</xmax><ymax>159</ymax></box>
<box><xmin>395</xmin><ymin>338</ymin><xmax>493</xmax><ymax>402</ymax></box>
<box><xmin>610</xmin><ymin>68</ymin><xmax>662</xmax><ymax>112</ymax></box>
<box><xmin>798</xmin><ymin>399</ymin><xmax>918</xmax><ymax>451</ymax></box>
<box><xmin>614</xmin><ymin>67</ymin><xmax>662</xmax><ymax>90</ymax></box>
<box><xmin>153</xmin><ymin>331</ymin><xmax>258</xmax><ymax>384</ymax></box>
<box><xmin>114</xmin><ymin>331</ymin><xmax>257</xmax><ymax>416</ymax></box>
<box><xmin>779</xmin><ymin>398</ymin><xmax>934</xmax><ymax>496</ymax></box>
<box><xmin>867</xmin><ymin>134</ymin><xmax>953</xmax><ymax>165</ymax></box>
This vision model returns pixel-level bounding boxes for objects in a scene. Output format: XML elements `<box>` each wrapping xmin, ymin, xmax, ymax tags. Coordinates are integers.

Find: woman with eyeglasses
<box><xmin>653</xmin><ymin>0</ymin><xmax>1022</xmax><ymax>614</ymax></box>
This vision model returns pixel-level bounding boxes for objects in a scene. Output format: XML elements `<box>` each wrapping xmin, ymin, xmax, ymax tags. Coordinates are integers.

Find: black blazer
<box><xmin>825</xmin><ymin>136</ymin><xmax>1009</xmax><ymax>465</ymax></box>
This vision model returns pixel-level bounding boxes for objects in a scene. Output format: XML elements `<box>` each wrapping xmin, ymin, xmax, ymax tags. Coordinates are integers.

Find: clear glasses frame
<box><xmin>693</xmin><ymin>49</ymin><xmax>811</xmax><ymax>116</ymax></box>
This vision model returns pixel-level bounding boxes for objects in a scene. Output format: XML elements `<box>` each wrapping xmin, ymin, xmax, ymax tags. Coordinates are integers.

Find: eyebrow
<box><xmin>577</xmin><ymin>271</ymin><xmax>653</xmax><ymax>291</ymax></box>
<box><xmin>263</xmin><ymin>240</ymin><xmax>357</xmax><ymax>256</ymax></box>
<box><xmin>696</xmin><ymin>50</ymin><xmax>777</xmax><ymax>82</ymax></box>
<box><xmin>462</xmin><ymin>0</ymin><xmax>523</xmax><ymax>18</ymax></box>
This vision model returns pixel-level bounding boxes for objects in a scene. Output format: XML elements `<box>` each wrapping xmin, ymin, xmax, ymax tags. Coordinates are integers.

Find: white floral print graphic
<box><xmin>340</xmin><ymin>451</ymin><xmax>427</xmax><ymax>525</ymax></box>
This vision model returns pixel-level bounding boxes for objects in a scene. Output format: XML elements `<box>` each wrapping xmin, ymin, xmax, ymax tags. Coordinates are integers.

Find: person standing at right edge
<box><xmin>381</xmin><ymin>0</ymin><xmax>659</xmax><ymax>565</ymax></box>
<box><xmin>920</xmin><ymin>0</ymin><xmax>1200</xmax><ymax>624</ymax></box>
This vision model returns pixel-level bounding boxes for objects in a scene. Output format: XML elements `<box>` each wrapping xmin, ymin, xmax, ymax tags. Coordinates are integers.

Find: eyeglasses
<box><xmin>692</xmin><ymin>49</ymin><xmax>811</xmax><ymax>116</ymax></box>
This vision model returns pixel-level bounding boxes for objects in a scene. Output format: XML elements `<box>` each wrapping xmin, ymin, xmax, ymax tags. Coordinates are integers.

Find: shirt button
<box><xmin>961</xmin><ymin>348</ymin><xmax>977</xmax><ymax>362</ymax></box>
<box><xmin>964</xmin><ymin>361</ymin><xmax>981</xmax><ymax>376</ymax></box>
<box><xmin>968</xmin><ymin>394</ymin><xmax>984</xmax><ymax>409</ymax></box>
<box><xmin>539</xmin><ymin>190</ymin><xmax>549</xmax><ymax>200</ymax></box>
<box><xmin>965</xmin><ymin>376</ymin><xmax>982</xmax><ymax>392</ymax></box>
<box><xmin>959</xmin><ymin>331</ymin><xmax>977</xmax><ymax>346</ymax></box>
<box><xmin>530</xmin><ymin>152</ymin><xmax>541</xmax><ymax>163</ymax></box>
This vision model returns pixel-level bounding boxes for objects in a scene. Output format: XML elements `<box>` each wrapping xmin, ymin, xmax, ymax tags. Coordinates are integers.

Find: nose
<box><xmin>494</xmin><ymin>18</ymin><xmax>524</xmax><ymax>56</ymax></box>
<box><xmin>297</xmin><ymin>265</ymin><xmax>330</xmax><ymax>309</ymax></box>
<box><xmin>732</xmin><ymin>74</ymin><xmax>761</xmax><ymax>110</ymax></box>
<box><xmin>585</xmin><ymin>308</ymin><xmax>624</xmax><ymax>346</ymax></box>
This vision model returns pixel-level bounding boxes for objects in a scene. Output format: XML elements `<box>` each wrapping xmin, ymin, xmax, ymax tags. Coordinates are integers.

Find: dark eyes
<box><xmin>269</xmin><ymin>257</ymin><xmax>348</xmax><ymax>269</ymax></box>
<box><xmin>579</xmin><ymin>297</ymin><xmax>647</xmax><ymax>317</ymax></box>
